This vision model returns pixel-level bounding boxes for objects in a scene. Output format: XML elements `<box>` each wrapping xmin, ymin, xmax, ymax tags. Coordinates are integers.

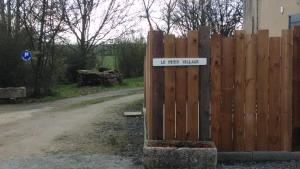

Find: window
<box><xmin>289</xmin><ymin>14</ymin><xmax>300</xmax><ymax>28</ymax></box>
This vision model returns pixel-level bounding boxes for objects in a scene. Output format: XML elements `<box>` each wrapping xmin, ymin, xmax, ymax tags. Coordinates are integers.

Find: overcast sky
<box><xmin>64</xmin><ymin>0</ymin><xmax>162</xmax><ymax>43</ymax></box>
<box><xmin>112</xmin><ymin>0</ymin><xmax>166</xmax><ymax>39</ymax></box>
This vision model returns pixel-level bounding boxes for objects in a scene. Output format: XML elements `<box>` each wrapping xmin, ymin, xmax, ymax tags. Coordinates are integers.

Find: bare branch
<box><xmin>65</xmin><ymin>0</ymin><xmax>134</xmax><ymax>63</ymax></box>
<box><xmin>141</xmin><ymin>0</ymin><xmax>154</xmax><ymax>30</ymax></box>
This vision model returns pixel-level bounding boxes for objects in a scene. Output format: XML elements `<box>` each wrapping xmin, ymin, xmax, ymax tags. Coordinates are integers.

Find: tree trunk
<box><xmin>15</xmin><ymin>0</ymin><xmax>21</xmax><ymax>33</ymax></box>
<box><xmin>6</xmin><ymin>0</ymin><xmax>12</xmax><ymax>35</ymax></box>
<box><xmin>0</xmin><ymin>0</ymin><xmax>6</xmax><ymax>26</ymax></box>
<box><xmin>34</xmin><ymin>0</ymin><xmax>47</xmax><ymax>96</ymax></box>
<box><xmin>80</xmin><ymin>0</ymin><xmax>88</xmax><ymax>67</ymax></box>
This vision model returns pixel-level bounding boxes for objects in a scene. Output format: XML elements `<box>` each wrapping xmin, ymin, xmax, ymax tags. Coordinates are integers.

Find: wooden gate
<box><xmin>144</xmin><ymin>27</ymin><xmax>210</xmax><ymax>141</ymax></box>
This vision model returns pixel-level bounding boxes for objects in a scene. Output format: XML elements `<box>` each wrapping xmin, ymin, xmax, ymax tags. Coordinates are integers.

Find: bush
<box><xmin>65</xmin><ymin>46</ymin><xmax>98</xmax><ymax>83</ymax></box>
<box><xmin>0</xmin><ymin>27</ymin><xmax>32</xmax><ymax>88</ymax></box>
<box><xmin>114</xmin><ymin>37</ymin><xmax>146</xmax><ymax>78</ymax></box>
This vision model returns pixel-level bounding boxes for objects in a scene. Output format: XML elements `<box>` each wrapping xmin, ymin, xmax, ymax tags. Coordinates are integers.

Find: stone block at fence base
<box><xmin>143</xmin><ymin>140</ymin><xmax>217</xmax><ymax>169</ymax></box>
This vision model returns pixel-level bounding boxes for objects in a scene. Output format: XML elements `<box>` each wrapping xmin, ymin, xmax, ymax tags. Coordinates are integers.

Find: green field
<box><xmin>97</xmin><ymin>55</ymin><xmax>119</xmax><ymax>70</ymax></box>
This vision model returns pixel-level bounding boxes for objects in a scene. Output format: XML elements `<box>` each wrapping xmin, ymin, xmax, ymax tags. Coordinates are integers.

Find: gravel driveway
<box><xmin>0</xmin><ymin>155</ymin><xmax>142</xmax><ymax>169</ymax></box>
<box><xmin>0</xmin><ymin>89</ymin><xmax>144</xmax><ymax>169</ymax></box>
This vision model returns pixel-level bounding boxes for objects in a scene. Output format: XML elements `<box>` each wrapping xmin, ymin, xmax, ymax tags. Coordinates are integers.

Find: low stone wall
<box><xmin>144</xmin><ymin>140</ymin><xmax>217</xmax><ymax>169</ymax></box>
<box><xmin>0</xmin><ymin>87</ymin><xmax>26</xmax><ymax>99</ymax></box>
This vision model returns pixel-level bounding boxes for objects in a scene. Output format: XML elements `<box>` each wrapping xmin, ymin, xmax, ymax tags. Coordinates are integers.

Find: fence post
<box><xmin>281</xmin><ymin>30</ymin><xmax>293</xmax><ymax>151</ymax></box>
<box><xmin>199</xmin><ymin>26</ymin><xmax>211</xmax><ymax>141</ymax></box>
<box><xmin>147</xmin><ymin>31</ymin><xmax>164</xmax><ymax>140</ymax></box>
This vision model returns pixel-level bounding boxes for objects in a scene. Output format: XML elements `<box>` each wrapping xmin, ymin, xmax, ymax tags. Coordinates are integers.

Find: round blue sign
<box><xmin>21</xmin><ymin>50</ymin><xmax>32</xmax><ymax>61</ymax></box>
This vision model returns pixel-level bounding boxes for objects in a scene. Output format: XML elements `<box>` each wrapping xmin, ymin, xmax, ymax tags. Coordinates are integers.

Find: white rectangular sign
<box><xmin>153</xmin><ymin>58</ymin><xmax>207</xmax><ymax>67</ymax></box>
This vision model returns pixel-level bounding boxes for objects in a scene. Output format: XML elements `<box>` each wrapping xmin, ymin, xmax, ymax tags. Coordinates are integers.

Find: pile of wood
<box><xmin>77</xmin><ymin>68</ymin><xmax>122</xmax><ymax>86</ymax></box>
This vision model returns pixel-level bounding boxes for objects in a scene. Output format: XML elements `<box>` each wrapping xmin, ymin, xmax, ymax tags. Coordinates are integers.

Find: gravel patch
<box><xmin>0</xmin><ymin>154</ymin><xmax>142</xmax><ymax>169</ymax></box>
<box><xmin>94</xmin><ymin>99</ymin><xmax>144</xmax><ymax>165</ymax></box>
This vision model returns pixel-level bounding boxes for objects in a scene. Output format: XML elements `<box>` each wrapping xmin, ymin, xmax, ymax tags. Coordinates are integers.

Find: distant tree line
<box><xmin>0</xmin><ymin>0</ymin><xmax>243</xmax><ymax>97</ymax></box>
<box><xmin>0</xmin><ymin>0</ymin><xmax>135</xmax><ymax>96</ymax></box>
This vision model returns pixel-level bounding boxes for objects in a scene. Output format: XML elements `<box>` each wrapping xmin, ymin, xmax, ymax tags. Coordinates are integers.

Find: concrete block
<box><xmin>0</xmin><ymin>87</ymin><xmax>26</xmax><ymax>99</ymax></box>
<box><xmin>290</xmin><ymin>152</ymin><xmax>300</xmax><ymax>160</ymax></box>
<box><xmin>143</xmin><ymin>141</ymin><xmax>217</xmax><ymax>169</ymax></box>
<box><xmin>123</xmin><ymin>112</ymin><xmax>142</xmax><ymax>117</ymax></box>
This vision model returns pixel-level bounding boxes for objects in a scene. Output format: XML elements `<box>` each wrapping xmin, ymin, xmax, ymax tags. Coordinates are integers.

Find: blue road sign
<box><xmin>21</xmin><ymin>50</ymin><xmax>32</xmax><ymax>61</ymax></box>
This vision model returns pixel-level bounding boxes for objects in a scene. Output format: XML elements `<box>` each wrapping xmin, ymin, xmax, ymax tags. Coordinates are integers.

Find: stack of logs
<box><xmin>77</xmin><ymin>67</ymin><xmax>122</xmax><ymax>86</ymax></box>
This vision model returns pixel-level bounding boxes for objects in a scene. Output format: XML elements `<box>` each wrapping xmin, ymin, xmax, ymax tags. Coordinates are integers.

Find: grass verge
<box><xmin>62</xmin><ymin>95</ymin><xmax>126</xmax><ymax>111</ymax></box>
<box><xmin>40</xmin><ymin>77</ymin><xmax>143</xmax><ymax>102</ymax></box>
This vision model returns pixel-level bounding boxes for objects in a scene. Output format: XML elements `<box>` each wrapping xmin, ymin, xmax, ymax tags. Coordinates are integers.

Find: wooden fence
<box><xmin>211</xmin><ymin>29</ymin><xmax>294</xmax><ymax>152</ymax></box>
<box><xmin>145</xmin><ymin>27</ymin><xmax>300</xmax><ymax>152</ymax></box>
<box><xmin>144</xmin><ymin>28</ymin><xmax>210</xmax><ymax>141</ymax></box>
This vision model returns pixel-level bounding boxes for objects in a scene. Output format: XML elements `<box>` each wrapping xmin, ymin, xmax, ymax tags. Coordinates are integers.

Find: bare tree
<box><xmin>21</xmin><ymin>0</ymin><xmax>66</xmax><ymax>95</ymax></box>
<box><xmin>171</xmin><ymin>0</ymin><xmax>243</xmax><ymax>36</ymax></box>
<box><xmin>172</xmin><ymin>0</ymin><xmax>208</xmax><ymax>33</ymax></box>
<box><xmin>160</xmin><ymin>0</ymin><xmax>177</xmax><ymax>34</ymax></box>
<box><xmin>65</xmin><ymin>0</ymin><xmax>134</xmax><ymax>69</ymax></box>
<box><xmin>141</xmin><ymin>0</ymin><xmax>155</xmax><ymax>30</ymax></box>
<box><xmin>206</xmin><ymin>0</ymin><xmax>243</xmax><ymax>36</ymax></box>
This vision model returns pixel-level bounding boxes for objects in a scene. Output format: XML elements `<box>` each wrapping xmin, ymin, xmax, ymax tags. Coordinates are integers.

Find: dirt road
<box><xmin>0</xmin><ymin>88</ymin><xmax>144</xmax><ymax>169</ymax></box>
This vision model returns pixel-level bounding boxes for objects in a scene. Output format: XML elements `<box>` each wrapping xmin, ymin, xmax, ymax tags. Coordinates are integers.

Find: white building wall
<box><xmin>244</xmin><ymin>0</ymin><xmax>300</xmax><ymax>36</ymax></box>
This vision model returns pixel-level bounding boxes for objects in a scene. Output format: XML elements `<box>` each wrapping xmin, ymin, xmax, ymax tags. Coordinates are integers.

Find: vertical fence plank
<box><xmin>293</xmin><ymin>27</ymin><xmax>300</xmax><ymax>150</ymax></box>
<box><xmin>211</xmin><ymin>34</ymin><xmax>222</xmax><ymax>148</ymax></box>
<box><xmin>221</xmin><ymin>37</ymin><xmax>235</xmax><ymax>151</ymax></box>
<box><xmin>144</xmin><ymin>54</ymin><xmax>148</xmax><ymax>140</ymax></box>
<box><xmin>146</xmin><ymin>33</ymin><xmax>152</xmax><ymax>140</ymax></box>
<box><xmin>144</xmin><ymin>56</ymin><xmax>146</xmax><ymax>108</ymax></box>
<box><xmin>199</xmin><ymin>26</ymin><xmax>211</xmax><ymax>141</ymax></box>
<box><xmin>257</xmin><ymin>30</ymin><xmax>270</xmax><ymax>150</ymax></box>
<box><xmin>234</xmin><ymin>31</ymin><xmax>246</xmax><ymax>151</ymax></box>
<box><xmin>281</xmin><ymin>30</ymin><xmax>293</xmax><ymax>151</ymax></box>
<box><xmin>149</xmin><ymin>31</ymin><xmax>164</xmax><ymax>140</ymax></box>
<box><xmin>187</xmin><ymin>31</ymin><xmax>200</xmax><ymax>140</ymax></box>
<box><xmin>176</xmin><ymin>38</ymin><xmax>188</xmax><ymax>140</ymax></box>
<box><xmin>164</xmin><ymin>35</ymin><xmax>176</xmax><ymax>140</ymax></box>
<box><xmin>269</xmin><ymin>37</ymin><xmax>282</xmax><ymax>151</ymax></box>
<box><xmin>244</xmin><ymin>34</ymin><xmax>257</xmax><ymax>151</ymax></box>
